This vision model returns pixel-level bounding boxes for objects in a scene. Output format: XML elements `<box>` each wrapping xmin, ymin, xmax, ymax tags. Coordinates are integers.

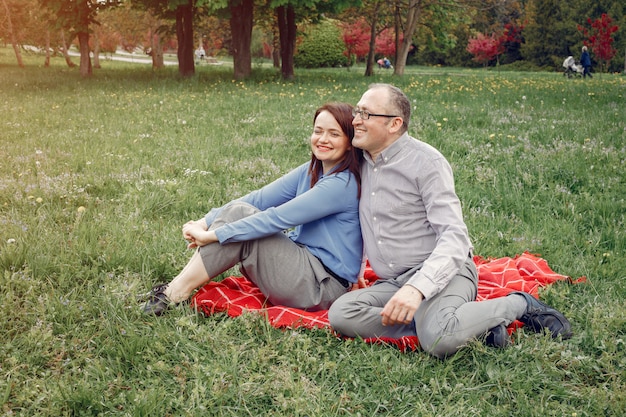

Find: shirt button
<box><xmin>377</xmin><ymin>240</ymin><xmax>382</xmax><ymax>244</ymax></box>
<box><xmin>371</xmin><ymin>192</ymin><xmax>375</xmax><ymax>196</ymax></box>
<box><xmin>389</xmin><ymin>263</ymin><xmax>394</xmax><ymax>268</ymax></box>
<box><xmin>373</xmin><ymin>168</ymin><xmax>378</xmax><ymax>172</ymax></box>
<box><xmin>373</xmin><ymin>216</ymin><xmax>377</xmax><ymax>221</ymax></box>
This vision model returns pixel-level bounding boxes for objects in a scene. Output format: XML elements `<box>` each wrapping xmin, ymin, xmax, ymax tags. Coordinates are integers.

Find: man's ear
<box><xmin>388</xmin><ymin>117</ymin><xmax>404</xmax><ymax>134</ymax></box>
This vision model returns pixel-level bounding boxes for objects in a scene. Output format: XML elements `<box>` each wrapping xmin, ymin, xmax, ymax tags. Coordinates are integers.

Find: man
<box><xmin>328</xmin><ymin>83</ymin><xmax>572</xmax><ymax>358</ymax></box>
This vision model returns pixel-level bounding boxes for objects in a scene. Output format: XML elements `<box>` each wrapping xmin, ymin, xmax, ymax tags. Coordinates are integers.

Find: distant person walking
<box><xmin>580</xmin><ymin>46</ymin><xmax>592</xmax><ymax>78</ymax></box>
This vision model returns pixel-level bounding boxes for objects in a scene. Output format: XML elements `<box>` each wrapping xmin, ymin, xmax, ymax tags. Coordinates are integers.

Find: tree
<box><xmin>578</xmin><ymin>13</ymin><xmax>619</xmax><ymax>73</ymax></box>
<box><xmin>294</xmin><ymin>19</ymin><xmax>345</xmax><ymax>68</ymax></box>
<box><xmin>0</xmin><ymin>0</ymin><xmax>55</xmax><ymax>67</ymax></box>
<box><xmin>340</xmin><ymin>1</ymin><xmax>393</xmax><ymax>76</ymax></box>
<box><xmin>272</xmin><ymin>0</ymin><xmax>358</xmax><ymax>79</ymax></box>
<box><xmin>0</xmin><ymin>0</ymin><xmax>24</xmax><ymax>67</ymax></box>
<box><xmin>376</xmin><ymin>27</ymin><xmax>398</xmax><ymax>58</ymax></box>
<box><xmin>500</xmin><ymin>21</ymin><xmax>524</xmax><ymax>64</ymax></box>
<box><xmin>275</xmin><ymin>3</ymin><xmax>296</xmax><ymax>79</ymax></box>
<box><xmin>174</xmin><ymin>0</ymin><xmax>194</xmax><ymax>76</ymax></box>
<box><xmin>40</xmin><ymin>0</ymin><xmax>122</xmax><ymax>77</ymax></box>
<box><xmin>132</xmin><ymin>0</ymin><xmax>201</xmax><ymax>76</ymax></box>
<box><xmin>393</xmin><ymin>0</ymin><xmax>422</xmax><ymax>76</ymax></box>
<box><xmin>341</xmin><ymin>17</ymin><xmax>370</xmax><ymax>66</ymax></box>
<box><xmin>98</xmin><ymin>3</ymin><xmax>171</xmax><ymax>69</ymax></box>
<box><xmin>521</xmin><ymin>0</ymin><xmax>572</xmax><ymax>69</ymax></box>
<box><xmin>343</xmin><ymin>0</ymin><xmax>468</xmax><ymax>76</ymax></box>
<box><xmin>466</xmin><ymin>32</ymin><xmax>504</xmax><ymax>66</ymax></box>
<box><xmin>254</xmin><ymin>2</ymin><xmax>281</xmax><ymax>67</ymax></box>
<box><xmin>230</xmin><ymin>0</ymin><xmax>253</xmax><ymax>79</ymax></box>
<box><xmin>194</xmin><ymin>14</ymin><xmax>229</xmax><ymax>59</ymax></box>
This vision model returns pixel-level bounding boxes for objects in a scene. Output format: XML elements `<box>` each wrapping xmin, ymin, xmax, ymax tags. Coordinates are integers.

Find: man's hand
<box><xmin>380</xmin><ymin>285</ymin><xmax>424</xmax><ymax>326</ymax></box>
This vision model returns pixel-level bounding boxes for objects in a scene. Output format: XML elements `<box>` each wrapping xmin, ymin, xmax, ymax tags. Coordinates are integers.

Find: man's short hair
<box><xmin>368</xmin><ymin>83</ymin><xmax>411</xmax><ymax>132</ymax></box>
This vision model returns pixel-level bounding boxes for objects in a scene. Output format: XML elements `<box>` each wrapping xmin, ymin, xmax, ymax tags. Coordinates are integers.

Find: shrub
<box><xmin>295</xmin><ymin>20</ymin><xmax>346</xmax><ymax>68</ymax></box>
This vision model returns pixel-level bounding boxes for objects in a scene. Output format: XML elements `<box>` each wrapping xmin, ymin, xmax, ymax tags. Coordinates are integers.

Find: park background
<box><xmin>1</xmin><ymin>0</ymin><xmax>626</xmax><ymax>416</ymax></box>
<box><xmin>1</xmin><ymin>1</ymin><xmax>625</xmax><ymax>79</ymax></box>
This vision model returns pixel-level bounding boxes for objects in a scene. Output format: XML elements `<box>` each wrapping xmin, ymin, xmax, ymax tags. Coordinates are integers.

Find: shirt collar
<box><xmin>365</xmin><ymin>132</ymin><xmax>411</xmax><ymax>164</ymax></box>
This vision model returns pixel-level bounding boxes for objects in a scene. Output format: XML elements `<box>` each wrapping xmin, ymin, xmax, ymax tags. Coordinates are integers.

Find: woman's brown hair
<box><xmin>308</xmin><ymin>102</ymin><xmax>362</xmax><ymax>198</ymax></box>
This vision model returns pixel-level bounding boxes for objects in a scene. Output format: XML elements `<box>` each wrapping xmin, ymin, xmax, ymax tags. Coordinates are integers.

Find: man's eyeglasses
<box><xmin>352</xmin><ymin>108</ymin><xmax>399</xmax><ymax>120</ymax></box>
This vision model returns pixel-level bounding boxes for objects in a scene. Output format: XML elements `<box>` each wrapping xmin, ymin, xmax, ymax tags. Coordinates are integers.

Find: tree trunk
<box><xmin>394</xmin><ymin>0</ymin><xmax>421</xmax><ymax>76</ymax></box>
<box><xmin>151</xmin><ymin>30</ymin><xmax>164</xmax><ymax>69</ymax></box>
<box><xmin>77</xmin><ymin>31</ymin><xmax>92</xmax><ymax>77</ymax></box>
<box><xmin>230</xmin><ymin>0</ymin><xmax>253</xmax><ymax>80</ymax></box>
<box><xmin>44</xmin><ymin>30</ymin><xmax>51</xmax><ymax>67</ymax></box>
<box><xmin>1</xmin><ymin>0</ymin><xmax>24</xmax><ymax>68</ymax></box>
<box><xmin>93</xmin><ymin>31</ymin><xmax>101</xmax><ymax>69</ymax></box>
<box><xmin>276</xmin><ymin>5</ymin><xmax>296</xmax><ymax>80</ymax></box>
<box><xmin>60</xmin><ymin>30</ymin><xmax>76</xmax><ymax>68</ymax></box>
<box><xmin>394</xmin><ymin>1</ymin><xmax>400</xmax><ymax>67</ymax></box>
<box><xmin>176</xmin><ymin>1</ymin><xmax>195</xmax><ymax>77</ymax></box>
<box><xmin>364</xmin><ymin>5</ymin><xmax>380</xmax><ymax>77</ymax></box>
<box><xmin>272</xmin><ymin>24</ymin><xmax>280</xmax><ymax>68</ymax></box>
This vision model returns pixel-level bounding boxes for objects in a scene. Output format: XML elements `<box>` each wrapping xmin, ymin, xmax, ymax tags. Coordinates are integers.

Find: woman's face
<box><xmin>310</xmin><ymin>110</ymin><xmax>351</xmax><ymax>173</ymax></box>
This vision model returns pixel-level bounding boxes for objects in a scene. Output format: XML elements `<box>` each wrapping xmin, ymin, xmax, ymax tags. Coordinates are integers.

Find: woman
<box><xmin>580</xmin><ymin>46</ymin><xmax>592</xmax><ymax>78</ymax></box>
<box><xmin>142</xmin><ymin>102</ymin><xmax>363</xmax><ymax>315</ymax></box>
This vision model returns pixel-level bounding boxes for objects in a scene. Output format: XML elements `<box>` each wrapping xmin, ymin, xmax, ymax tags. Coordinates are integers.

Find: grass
<box><xmin>1</xmin><ymin>48</ymin><xmax>625</xmax><ymax>416</ymax></box>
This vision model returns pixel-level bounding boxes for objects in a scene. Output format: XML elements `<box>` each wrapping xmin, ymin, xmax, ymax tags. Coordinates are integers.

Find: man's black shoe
<box><xmin>141</xmin><ymin>284</ymin><xmax>173</xmax><ymax>316</ymax></box>
<box><xmin>511</xmin><ymin>292</ymin><xmax>572</xmax><ymax>339</ymax></box>
<box><xmin>485</xmin><ymin>323</ymin><xmax>511</xmax><ymax>348</ymax></box>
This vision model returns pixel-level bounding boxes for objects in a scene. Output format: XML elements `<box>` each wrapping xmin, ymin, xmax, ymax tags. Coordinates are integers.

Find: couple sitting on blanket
<box><xmin>142</xmin><ymin>84</ymin><xmax>572</xmax><ymax>358</ymax></box>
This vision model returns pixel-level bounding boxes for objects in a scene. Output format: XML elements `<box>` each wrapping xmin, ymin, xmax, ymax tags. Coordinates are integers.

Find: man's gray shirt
<box><xmin>360</xmin><ymin>133</ymin><xmax>473</xmax><ymax>299</ymax></box>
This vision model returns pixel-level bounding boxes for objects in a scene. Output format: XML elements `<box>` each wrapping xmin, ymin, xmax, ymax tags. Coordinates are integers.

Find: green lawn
<box><xmin>1</xmin><ymin>49</ymin><xmax>625</xmax><ymax>416</ymax></box>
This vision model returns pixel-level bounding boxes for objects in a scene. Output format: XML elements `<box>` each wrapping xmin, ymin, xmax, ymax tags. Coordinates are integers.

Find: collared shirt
<box><xmin>204</xmin><ymin>162</ymin><xmax>362</xmax><ymax>282</ymax></box>
<box><xmin>360</xmin><ymin>133</ymin><xmax>472</xmax><ymax>299</ymax></box>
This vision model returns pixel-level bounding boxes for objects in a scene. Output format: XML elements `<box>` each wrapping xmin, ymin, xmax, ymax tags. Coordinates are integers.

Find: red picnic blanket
<box><xmin>191</xmin><ymin>252</ymin><xmax>580</xmax><ymax>351</ymax></box>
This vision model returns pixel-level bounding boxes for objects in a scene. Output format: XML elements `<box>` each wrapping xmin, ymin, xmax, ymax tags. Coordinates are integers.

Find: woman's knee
<box><xmin>217</xmin><ymin>202</ymin><xmax>258</xmax><ymax>223</ymax></box>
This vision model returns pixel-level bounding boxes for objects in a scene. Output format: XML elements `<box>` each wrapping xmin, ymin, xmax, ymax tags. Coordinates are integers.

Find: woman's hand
<box><xmin>350</xmin><ymin>275</ymin><xmax>368</xmax><ymax>291</ymax></box>
<box><xmin>182</xmin><ymin>220</ymin><xmax>216</xmax><ymax>249</ymax></box>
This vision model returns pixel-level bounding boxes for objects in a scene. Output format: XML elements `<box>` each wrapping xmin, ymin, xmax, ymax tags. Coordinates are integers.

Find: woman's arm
<box><xmin>203</xmin><ymin>164</ymin><xmax>304</xmax><ymax>227</ymax></box>
<box><xmin>215</xmin><ymin>171</ymin><xmax>356</xmax><ymax>244</ymax></box>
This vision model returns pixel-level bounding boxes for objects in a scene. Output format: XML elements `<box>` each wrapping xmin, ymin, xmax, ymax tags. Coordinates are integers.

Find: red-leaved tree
<box><xmin>341</xmin><ymin>18</ymin><xmax>370</xmax><ymax>65</ymax></box>
<box><xmin>578</xmin><ymin>13</ymin><xmax>619</xmax><ymax>73</ymax></box>
<box><xmin>375</xmin><ymin>28</ymin><xmax>397</xmax><ymax>58</ymax></box>
<box><xmin>467</xmin><ymin>33</ymin><xmax>505</xmax><ymax>67</ymax></box>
